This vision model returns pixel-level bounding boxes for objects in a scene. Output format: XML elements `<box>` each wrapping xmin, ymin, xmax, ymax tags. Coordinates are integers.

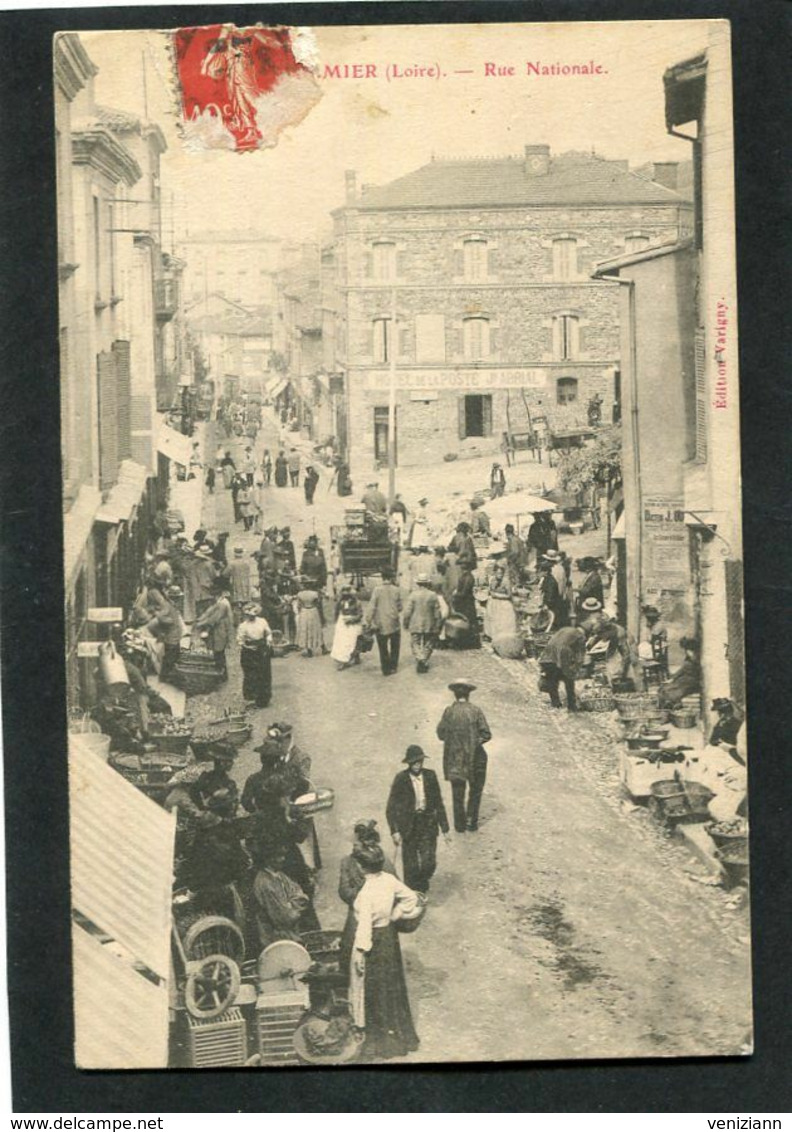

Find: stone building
<box><xmin>180</xmin><ymin>230</ymin><xmax>281</xmax><ymax>309</ymax></box>
<box><xmin>331</xmin><ymin>145</ymin><xmax>691</xmax><ymax>472</ymax></box>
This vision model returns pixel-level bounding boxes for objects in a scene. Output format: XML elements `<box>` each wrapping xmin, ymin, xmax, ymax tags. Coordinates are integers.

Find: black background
<box><xmin>0</xmin><ymin>0</ymin><xmax>789</xmax><ymax>1114</ymax></box>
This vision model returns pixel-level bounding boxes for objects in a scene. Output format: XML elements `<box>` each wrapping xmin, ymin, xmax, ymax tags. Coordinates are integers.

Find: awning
<box><xmin>612</xmin><ymin>513</ymin><xmax>626</xmax><ymax>540</ymax></box>
<box><xmin>156</xmin><ymin>418</ymin><xmax>192</xmax><ymax>465</ymax></box>
<box><xmin>268</xmin><ymin>377</ymin><xmax>288</xmax><ymax>399</ymax></box>
<box><xmin>72</xmin><ymin>922</ymin><xmax>170</xmax><ymax>1069</ymax></box>
<box><xmin>70</xmin><ymin>743</ymin><xmax>175</xmax><ymax>981</ymax></box>
<box><xmin>95</xmin><ymin>460</ymin><xmax>150</xmax><ymax>524</ymax></box>
<box><xmin>64</xmin><ymin>484</ymin><xmax>102</xmax><ymax>589</ymax></box>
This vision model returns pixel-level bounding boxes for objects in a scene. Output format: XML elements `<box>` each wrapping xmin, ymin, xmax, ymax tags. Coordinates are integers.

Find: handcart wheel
<box><xmin>183</xmin><ymin>915</ymin><xmax>245</xmax><ymax>963</ymax></box>
<box><xmin>184</xmin><ymin>953</ymin><xmax>241</xmax><ymax>1019</ymax></box>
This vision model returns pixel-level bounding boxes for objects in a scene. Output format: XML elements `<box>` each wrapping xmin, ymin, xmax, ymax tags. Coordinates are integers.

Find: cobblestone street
<box><xmin>186</xmin><ymin>413</ymin><xmax>752</xmax><ymax>1065</ymax></box>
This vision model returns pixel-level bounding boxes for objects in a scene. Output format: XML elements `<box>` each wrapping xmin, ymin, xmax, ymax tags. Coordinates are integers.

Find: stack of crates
<box><xmin>187</xmin><ymin>1008</ymin><xmax>247</xmax><ymax>1067</ymax></box>
<box><xmin>256</xmin><ymin>987</ymin><xmax>310</xmax><ymax>1066</ymax></box>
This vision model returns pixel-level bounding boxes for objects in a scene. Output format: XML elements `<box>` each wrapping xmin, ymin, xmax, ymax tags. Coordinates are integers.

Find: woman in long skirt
<box><xmin>220</xmin><ymin>452</ymin><xmax>235</xmax><ymax>489</ymax></box>
<box><xmin>331</xmin><ymin>586</ymin><xmax>363</xmax><ymax>669</ymax></box>
<box><xmin>274</xmin><ymin>451</ymin><xmax>289</xmax><ymax>488</ymax></box>
<box><xmin>236</xmin><ymin>603</ymin><xmax>273</xmax><ymax>707</ymax></box>
<box><xmin>337</xmin><ymin>821</ymin><xmax>395</xmax><ymax>976</ymax></box>
<box><xmin>295</xmin><ymin>586</ymin><xmax>325</xmax><ymax>657</ymax></box>
<box><xmin>484</xmin><ymin>564</ymin><xmax>517</xmax><ymax>641</ymax></box>
<box><xmin>349</xmin><ymin>845</ymin><xmax>419</xmax><ymax>1060</ymax></box>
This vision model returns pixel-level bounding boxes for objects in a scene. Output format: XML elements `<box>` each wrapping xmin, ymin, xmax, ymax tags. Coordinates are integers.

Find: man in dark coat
<box><xmin>436</xmin><ymin>679</ymin><xmax>492</xmax><ymax>832</ymax></box>
<box><xmin>540</xmin><ymin>624</ymin><xmax>588</xmax><ymax>710</ymax></box>
<box><xmin>386</xmin><ymin>745</ymin><xmax>450</xmax><ymax>893</ymax></box>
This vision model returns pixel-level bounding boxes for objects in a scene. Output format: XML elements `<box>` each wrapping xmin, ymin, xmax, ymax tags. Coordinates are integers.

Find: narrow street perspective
<box><xmin>60</xmin><ymin>20</ymin><xmax>750</xmax><ymax>1073</ymax></box>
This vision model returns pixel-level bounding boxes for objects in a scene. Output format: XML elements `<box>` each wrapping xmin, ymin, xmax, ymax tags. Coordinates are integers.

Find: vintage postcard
<box><xmin>58</xmin><ymin>18</ymin><xmax>750</xmax><ymax>1069</ymax></box>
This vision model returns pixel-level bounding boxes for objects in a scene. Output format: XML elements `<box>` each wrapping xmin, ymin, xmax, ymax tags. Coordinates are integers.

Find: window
<box><xmin>556</xmin><ymin>377</ymin><xmax>579</xmax><ymax>405</ymax></box>
<box><xmin>372</xmin><ymin>241</ymin><xmax>396</xmax><ymax>282</ymax></box>
<box><xmin>373</xmin><ymin>317</ymin><xmax>392</xmax><ymax>363</ymax></box>
<box><xmin>463</xmin><ymin>317</ymin><xmax>490</xmax><ymax>361</ymax></box>
<box><xmin>552</xmin><ymin>237</ymin><xmax>577</xmax><ymax>280</ymax></box>
<box><xmin>553</xmin><ymin>314</ymin><xmax>579</xmax><ymax>360</ymax></box>
<box><xmin>463</xmin><ymin>238</ymin><xmax>487</xmax><ymax>281</ymax></box>
<box><xmin>373</xmin><ymin>406</ymin><xmax>397</xmax><ymax>463</ymax></box>
<box><xmin>458</xmin><ymin>394</ymin><xmax>493</xmax><ymax>439</ymax></box>
<box><xmin>625</xmin><ymin>234</ymin><xmax>650</xmax><ymax>254</ymax></box>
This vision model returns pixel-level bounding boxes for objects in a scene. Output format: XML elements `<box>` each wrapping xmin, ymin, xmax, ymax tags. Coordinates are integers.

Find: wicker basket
<box><xmin>149</xmin><ymin>731</ymin><xmax>193</xmax><ymax>754</ymax></box>
<box><xmin>579</xmin><ymin>689</ymin><xmax>616</xmax><ymax>712</ymax></box>
<box><xmin>670</xmin><ymin>710</ymin><xmax>698</xmax><ymax>729</ymax></box>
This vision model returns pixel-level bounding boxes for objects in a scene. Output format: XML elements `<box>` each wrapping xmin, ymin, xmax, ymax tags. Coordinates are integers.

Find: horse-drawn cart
<box><xmin>331</xmin><ymin>508</ymin><xmax>399</xmax><ymax>587</ymax></box>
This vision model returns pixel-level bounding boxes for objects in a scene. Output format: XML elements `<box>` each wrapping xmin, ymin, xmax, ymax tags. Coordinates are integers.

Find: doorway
<box><xmin>460</xmin><ymin>394</ymin><xmax>492</xmax><ymax>439</ymax></box>
<box><xmin>373</xmin><ymin>406</ymin><xmax>397</xmax><ymax>465</ymax></box>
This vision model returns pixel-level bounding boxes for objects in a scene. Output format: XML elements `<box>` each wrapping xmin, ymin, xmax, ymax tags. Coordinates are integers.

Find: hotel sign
<box><xmin>364</xmin><ymin>368</ymin><xmax>548</xmax><ymax>391</ymax></box>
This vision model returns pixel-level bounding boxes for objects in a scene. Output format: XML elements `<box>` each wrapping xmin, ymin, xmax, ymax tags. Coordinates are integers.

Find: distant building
<box><xmin>185</xmin><ymin>292</ymin><xmax>273</xmax><ymax>397</ymax></box>
<box><xmin>180</xmin><ymin>230</ymin><xmax>281</xmax><ymax>309</ymax></box>
<box><xmin>331</xmin><ymin>146</ymin><xmax>691</xmax><ymax>472</ymax></box>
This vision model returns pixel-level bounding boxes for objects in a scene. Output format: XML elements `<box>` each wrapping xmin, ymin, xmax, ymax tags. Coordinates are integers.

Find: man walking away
<box><xmin>304</xmin><ymin>465</ymin><xmax>320</xmax><ymax>505</ymax></box>
<box><xmin>288</xmin><ymin>448</ymin><xmax>301</xmax><ymax>487</ymax></box>
<box><xmin>364</xmin><ymin>566</ymin><xmax>402</xmax><ymax>676</ymax></box>
<box><xmin>436</xmin><ymin>679</ymin><xmax>492</xmax><ymax>833</ymax></box>
<box><xmin>386</xmin><ymin>745</ymin><xmax>450</xmax><ymax>893</ymax></box>
<box><xmin>403</xmin><ymin>572</ymin><xmax>443</xmax><ymax>673</ymax></box>
<box><xmin>539</xmin><ymin>624</ymin><xmax>588</xmax><ymax>711</ymax></box>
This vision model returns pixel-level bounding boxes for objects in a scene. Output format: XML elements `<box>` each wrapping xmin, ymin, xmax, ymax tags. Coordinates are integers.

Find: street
<box><xmin>191</xmin><ymin>412</ymin><xmax>752</xmax><ymax>1064</ymax></box>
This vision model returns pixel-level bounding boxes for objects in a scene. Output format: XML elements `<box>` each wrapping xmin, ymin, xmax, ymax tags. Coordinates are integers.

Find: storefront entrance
<box><xmin>373</xmin><ymin>406</ymin><xmax>397</xmax><ymax>465</ymax></box>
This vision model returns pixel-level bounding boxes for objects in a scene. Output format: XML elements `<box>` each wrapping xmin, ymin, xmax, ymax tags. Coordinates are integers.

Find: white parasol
<box><xmin>484</xmin><ymin>492</ymin><xmax>555</xmax><ymax>524</ymax></box>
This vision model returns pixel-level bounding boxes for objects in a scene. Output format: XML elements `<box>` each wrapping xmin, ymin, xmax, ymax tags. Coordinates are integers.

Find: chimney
<box><xmin>345</xmin><ymin>170</ymin><xmax>357</xmax><ymax>204</ymax></box>
<box><xmin>651</xmin><ymin>162</ymin><xmax>679</xmax><ymax>191</ymax></box>
<box><xmin>524</xmin><ymin>144</ymin><xmax>550</xmax><ymax>176</ymax></box>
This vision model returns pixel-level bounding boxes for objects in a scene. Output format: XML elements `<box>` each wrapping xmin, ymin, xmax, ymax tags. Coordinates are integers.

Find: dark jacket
<box><xmin>386</xmin><ymin>768</ymin><xmax>450</xmax><ymax>839</ymax></box>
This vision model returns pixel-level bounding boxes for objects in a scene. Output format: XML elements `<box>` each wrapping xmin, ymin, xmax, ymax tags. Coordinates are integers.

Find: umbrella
<box><xmin>484</xmin><ymin>492</ymin><xmax>555</xmax><ymax>523</ymax></box>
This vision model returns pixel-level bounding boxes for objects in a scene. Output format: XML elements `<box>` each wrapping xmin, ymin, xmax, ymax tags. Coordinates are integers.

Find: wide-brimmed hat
<box><xmin>543</xmin><ymin>549</ymin><xmax>561</xmax><ymax>561</ymax></box>
<box><xmin>233</xmin><ymin>546</ymin><xmax>245</xmax><ymax>556</ymax></box>
<box><xmin>581</xmin><ymin>598</ymin><xmax>603</xmax><ymax>612</ymax></box>
<box><xmin>711</xmin><ymin>697</ymin><xmax>734</xmax><ymax>713</ymax></box>
<box><xmin>267</xmin><ymin>721</ymin><xmax>293</xmax><ymax>739</ymax></box>
<box><xmin>449</xmin><ymin>678</ymin><xmax>476</xmax><ymax>692</ymax></box>
<box><xmin>416</xmin><ymin>572</ymin><xmax>431</xmax><ymax>585</ymax></box>
<box><xmin>244</xmin><ymin>602</ymin><xmax>262</xmax><ymax>616</ymax></box>
<box><xmin>403</xmin><ymin>745</ymin><xmax>427</xmax><ymax>765</ymax></box>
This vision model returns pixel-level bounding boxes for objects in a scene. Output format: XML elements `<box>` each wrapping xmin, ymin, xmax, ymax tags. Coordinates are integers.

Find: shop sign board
<box><xmin>364</xmin><ymin>368</ymin><xmax>549</xmax><ymax>392</ymax></box>
<box><xmin>643</xmin><ymin>496</ymin><xmax>689</xmax><ymax>592</ymax></box>
<box><xmin>86</xmin><ymin>607</ymin><xmax>124</xmax><ymax>624</ymax></box>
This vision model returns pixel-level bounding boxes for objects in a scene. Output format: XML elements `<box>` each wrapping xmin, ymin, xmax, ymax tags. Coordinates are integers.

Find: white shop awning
<box><xmin>156</xmin><ymin>419</ymin><xmax>192</xmax><ymax>465</ymax></box>
<box><xmin>94</xmin><ymin>461</ymin><xmax>150</xmax><ymax>525</ymax></box>
<box><xmin>64</xmin><ymin>484</ymin><xmax>102</xmax><ymax>590</ymax></box>
<box><xmin>612</xmin><ymin>513</ymin><xmax>626</xmax><ymax>540</ymax></box>
<box><xmin>70</xmin><ymin>743</ymin><xmax>175</xmax><ymax>981</ymax></box>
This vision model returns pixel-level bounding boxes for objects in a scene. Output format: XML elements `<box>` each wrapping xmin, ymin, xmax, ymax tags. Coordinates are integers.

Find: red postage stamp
<box><xmin>173</xmin><ymin>23</ymin><xmax>321</xmax><ymax>151</ymax></box>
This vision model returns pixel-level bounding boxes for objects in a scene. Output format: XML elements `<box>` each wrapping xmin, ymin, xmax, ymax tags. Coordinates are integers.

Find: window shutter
<box><xmin>694</xmin><ymin>327</ymin><xmax>707</xmax><ymax>462</ymax></box>
<box><xmin>487</xmin><ymin>247</ymin><xmax>498</xmax><ymax>278</ymax></box>
<box><xmin>113</xmin><ymin>339</ymin><xmax>132</xmax><ymax>461</ymax></box>
<box><xmin>453</xmin><ymin>248</ymin><xmax>464</xmax><ymax>277</ymax></box>
<box><xmin>448</xmin><ymin>325</ymin><xmax>463</xmax><ymax>360</ymax></box>
<box><xmin>458</xmin><ymin>396</ymin><xmax>467</xmax><ymax>440</ymax></box>
<box><xmin>97</xmin><ymin>350</ymin><xmax>119</xmax><ymax>490</ymax></box>
<box><xmin>482</xmin><ymin>395</ymin><xmax>493</xmax><ymax>436</ymax></box>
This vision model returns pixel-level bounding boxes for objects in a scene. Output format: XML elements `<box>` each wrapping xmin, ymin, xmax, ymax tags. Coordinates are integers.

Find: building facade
<box><xmin>180</xmin><ymin>230</ymin><xmax>281</xmax><ymax>309</ymax></box>
<box><xmin>331</xmin><ymin>146</ymin><xmax>691</xmax><ymax>473</ymax></box>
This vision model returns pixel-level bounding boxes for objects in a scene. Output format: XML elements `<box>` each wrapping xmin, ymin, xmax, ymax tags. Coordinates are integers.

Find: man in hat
<box><xmin>258</xmin><ymin>527</ymin><xmax>279</xmax><ymax>576</ymax></box>
<box><xmin>709</xmin><ymin>698</ymin><xmax>745</xmax><ymax>761</ymax></box>
<box><xmin>276</xmin><ymin>527</ymin><xmax>297</xmax><ymax>574</ymax></box>
<box><xmin>194</xmin><ymin>578</ymin><xmax>235</xmax><ymax>680</ymax></box>
<box><xmin>436</xmin><ymin>680</ymin><xmax>492</xmax><ymax>832</ymax></box>
<box><xmin>449</xmin><ymin>521</ymin><xmax>477</xmax><ymax>567</ymax></box>
<box><xmin>361</xmin><ymin>480</ymin><xmax>388</xmax><ymax>516</ymax></box>
<box><xmin>538</xmin><ymin>554</ymin><xmax>568</xmax><ymax>630</ymax></box>
<box><xmin>526</xmin><ymin>511</ymin><xmax>558</xmax><ymax>568</ymax></box>
<box><xmin>578</xmin><ymin>596</ymin><xmax>604</xmax><ymax>631</ymax></box>
<box><xmin>504</xmin><ymin>523</ymin><xmax>528</xmax><ymax>587</ymax></box>
<box><xmin>226</xmin><ymin>545</ymin><xmax>253</xmax><ymax>624</ymax></box>
<box><xmin>189</xmin><ymin>742</ymin><xmax>240</xmax><ymax>819</ymax></box>
<box><xmin>364</xmin><ymin>565</ymin><xmax>402</xmax><ymax>676</ymax></box>
<box><xmin>252</xmin><ymin>839</ymin><xmax>313</xmax><ymax>948</ymax></box>
<box><xmin>403</xmin><ymin>572</ymin><xmax>443</xmax><ymax>673</ymax></box>
<box><xmin>300</xmin><ymin>534</ymin><xmax>328</xmax><ymax>591</ymax></box>
<box><xmin>539</xmin><ymin>623</ymin><xmax>589</xmax><ymax>711</ymax></box>
<box><xmin>386</xmin><ymin>745</ymin><xmax>450</xmax><ymax>893</ymax></box>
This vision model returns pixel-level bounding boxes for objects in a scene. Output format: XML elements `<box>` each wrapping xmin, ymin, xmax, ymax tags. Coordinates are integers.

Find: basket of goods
<box><xmin>707</xmin><ymin>816</ymin><xmax>749</xmax><ymax>849</ymax></box>
<box><xmin>111</xmin><ymin>750</ymin><xmax>192</xmax><ymax>800</ymax></box>
<box><xmin>611</xmin><ymin>677</ymin><xmax>637</xmax><ymax>695</ymax></box>
<box><xmin>579</xmin><ymin>687</ymin><xmax>616</xmax><ymax>712</ymax></box>
<box><xmin>207</xmin><ymin>709</ymin><xmax>252</xmax><ymax>747</ymax></box>
<box><xmin>174</xmin><ymin>646</ymin><xmax>223</xmax><ymax>695</ymax></box>
<box><xmin>715</xmin><ymin>841</ymin><xmax>750</xmax><ymax>886</ymax></box>
<box><xmin>393</xmin><ymin>892</ymin><xmax>428</xmax><ymax>934</ymax></box>
<box><xmin>270</xmin><ymin>629</ymin><xmax>290</xmax><ymax>658</ymax></box>
<box><xmin>288</xmin><ymin>788</ymin><xmax>335</xmax><ymax>819</ymax></box>
<box><xmin>649</xmin><ymin>776</ymin><xmax>715</xmax><ymax>824</ymax></box>
<box><xmin>626</xmin><ymin>731</ymin><xmax>668</xmax><ymax>751</ymax></box>
<box><xmin>670</xmin><ymin>709</ymin><xmax>698</xmax><ymax>729</ymax></box>
<box><xmin>149</xmin><ymin>715</ymin><xmax>193</xmax><ymax>753</ymax></box>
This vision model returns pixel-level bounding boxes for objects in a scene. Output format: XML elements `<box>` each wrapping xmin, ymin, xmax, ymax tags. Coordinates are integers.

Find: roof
<box><xmin>69</xmin><ymin>741</ymin><xmax>175</xmax><ymax>980</ymax></box>
<box><xmin>591</xmin><ymin>237</ymin><xmax>694</xmax><ymax>277</ymax></box>
<box><xmin>96</xmin><ymin>104</ymin><xmax>167</xmax><ymax>154</ymax></box>
<box><xmin>664</xmin><ymin>53</ymin><xmax>708</xmax><ymax>129</ymax></box>
<box><xmin>180</xmin><ymin>230</ymin><xmax>281</xmax><ymax>245</ymax></box>
<box><xmin>352</xmin><ymin>151</ymin><xmax>685</xmax><ymax>212</ymax></box>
